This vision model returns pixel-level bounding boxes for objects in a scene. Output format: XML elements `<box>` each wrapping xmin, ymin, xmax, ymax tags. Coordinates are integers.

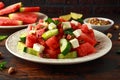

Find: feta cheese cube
<box><xmin>71</xmin><ymin>20</ymin><xmax>78</xmax><ymax>26</ymax></box>
<box><xmin>70</xmin><ymin>38</ymin><xmax>79</xmax><ymax>48</ymax></box>
<box><xmin>48</xmin><ymin>22</ymin><xmax>56</xmax><ymax>30</ymax></box>
<box><xmin>29</xmin><ymin>30</ymin><xmax>36</xmax><ymax>34</ymax></box>
<box><xmin>73</xmin><ymin>29</ymin><xmax>82</xmax><ymax>38</ymax></box>
<box><xmin>43</xmin><ymin>22</ymin><xmax>48</xmax><ymax>27</ymax></box>
<box><xmin>62</xmin><ymin>22</ymin><xmax>71</xmax><ymax>30</ymax></box>
<box><xmin>33</xmin><ymin>43</ymin><xmax>45</xmax><ymax>53</ymax></box>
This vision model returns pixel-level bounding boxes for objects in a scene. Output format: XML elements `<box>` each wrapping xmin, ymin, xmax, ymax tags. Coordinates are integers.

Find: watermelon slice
<box><xmin>81</xmin><ymin>24</ymin><xmax>97</xmax><ymax>45</ymax></box>
<box><xmin>0</xmin><ymin>2</ymin><xmax>22</xmax><ymax>16</ymax></box>
<box><xmin>9</xmin><ymin>12</ymin><xmax>38</xmax><ymax>24</ymax></box>
<box><xmin>0</xmin><ymin>2</ymin><xmax>5</xmax><ymax>10</ymax></box>
<box><xmin>77</xmin><ymin>31</ymin><xmax>96</xmax><ymax>46</ymax></box>
<box><xmin>0</xmin><ymin>16</ymin><xmax>9</xmax><ymax>19</ymax></box>
<box><xmin>25</xmin><ymin>34</ymin><xmax>37</xmax><ymax>48</ymax></box>
<box><xmin>77</xmin><ymin>42</ymin><xmax>96</xmax><ymax>57</ymax></box>
<box><xmin>0</xmin><ymin>18</ymin><xmax>23</xmax><ymax>26</ymax></box>
<box><xmin>20</xmin><ymin>7</ymin><xmax>40</xmax><ymax>12</ymax></box>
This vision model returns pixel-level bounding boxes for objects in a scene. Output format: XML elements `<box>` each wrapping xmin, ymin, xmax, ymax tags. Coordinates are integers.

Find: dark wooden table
<box><xmin>0</xmin><ymin>23</ymin><xmax>120</xmax><ymax>80</ymax></box>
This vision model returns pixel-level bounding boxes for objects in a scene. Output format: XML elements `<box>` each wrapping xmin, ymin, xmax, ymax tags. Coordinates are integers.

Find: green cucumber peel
<box><xmin>60</xmin><ymin>38</ymin><xmax>71</xmax><ymax>55</ymax></box>
<box><xmin>58</xmin><ymin>51</ymin><xmax>77</xmax><ymax>59</ymax></box>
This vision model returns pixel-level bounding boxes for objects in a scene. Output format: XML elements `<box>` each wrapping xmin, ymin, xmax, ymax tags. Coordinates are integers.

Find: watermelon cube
<box><xmin>77</xmin><ymin>42</ymin><xmax>96</xmax><ymax>57</ymax></box>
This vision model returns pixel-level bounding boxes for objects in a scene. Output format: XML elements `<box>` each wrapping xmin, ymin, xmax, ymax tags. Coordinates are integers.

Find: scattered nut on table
<box><xmin>118</xmin><ymin>37</ymin><xmax>120</xmax><ymax>41</ymax></box>
<box><xmin>107</xmin><ymin>33</ymin><xmax>112</xmax><ymax>38</ymax></box>
<box><xmin>114</xmin><ymin>25</ymin><xmax>120</xmax><ymax>30</ymax></box>
<box><xmin>8</xmin><ymin>67</ymin><xmax>16</xmax><ymax>74</ymax></box>
<box><xmin>119</xmin><ymin>33</ymin><xmax>120</xmax><ymax>36</ymax></box>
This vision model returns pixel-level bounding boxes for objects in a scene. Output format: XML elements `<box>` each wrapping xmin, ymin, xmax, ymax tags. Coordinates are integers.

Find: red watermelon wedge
<box><xmin>77</xmin><ymin>42</ymin><xmax>96</xmax><ymax>57</ymax></box>
<box><xmin>0</xmin><ymin>16</ymin><xmax>9</xmax><ymax>19</ymax></box>
<box><xmin>9</xmin><ymin>12</ymin><xmax>38</xmax><ymax>24</ymax></box>
<box><xmin>0</xmin><ymin>18</ymin><xmax>23</xmax><ymax>26</ymax></box>
<box><xmin>20</xmin><ymin>7</ymin><xmax>40</xmax><ymax>12</ymax></box>
<box><xmin>0</xmin><ymin>2</ymin><xmax>22</xmax><ymax>16</ymax></box>
<box><xmin>0</xmin><ymin>2</ymin><xmax>5</xmax><ymax>10</ymax></box>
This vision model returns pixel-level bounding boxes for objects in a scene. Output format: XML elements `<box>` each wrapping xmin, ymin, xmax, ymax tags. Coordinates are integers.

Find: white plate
<box><xmin>5</xmin><ymin>29</ymin><xmax>112</xmax><ymax>65</ymax></box>
<box><xmin>0</xmin><ymin>12</ymin><xmax>48</xmax><ymax>29</ymax></box>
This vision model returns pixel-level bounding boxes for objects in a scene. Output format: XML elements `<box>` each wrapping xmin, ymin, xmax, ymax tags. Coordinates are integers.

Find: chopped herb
<box><xmin>45</xmin><ymin>18</ymin><xmax>59</xmax><ymax>25</ymax></box>
<box><xmin>0</xmin><ymin>61</ymin><xmax>7</xmax><ymax>70</ymax></box>
<box><xmin>54</xmin><ymin>20</ymin><xmax>59</xmax><ymax>25</ymax></box>
<box><xmin>64</xmin><ymin>28</ymin><xmax>74</xmax><ymax>35</ymax></box>
<box><xmin>0</xmin><ymin>35</ymin><xmax>7</xmax><ymax>41</ymax></box>
<box><xmin>76</xmin><ymin>18</ymin><xmax>83</xmax><ymax>23</ymax></box>
<box><xmin>45</xmin><ymin>18</ymin><xmax>53</xmax><ymax>23</ymax></box>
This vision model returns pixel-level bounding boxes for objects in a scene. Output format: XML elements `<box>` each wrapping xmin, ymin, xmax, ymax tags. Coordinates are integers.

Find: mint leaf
<box><xmin>45</xmin><ymin>18</ymin><xmax>59</xmax><ymax>25</ymax></box>
<box><xmin>64</xmin><ymin>29</ymin><xmax>74</xmax><ymax>35</ymax></box>
<box><xmin>0</xmin><ymin>35</ymin><xmax>7</xmax><ymax>41</ymax></box>
<box><xmin>45</xmin><ymin>18</ymin><xmax>53</xmax><ymax>23</ymax></box>
<box><xmin>76</xmin><ymin>18</ymin><xmax>83</xmax><ymax>23</ymax></box>
<box><xmin>0</xmin><ymin>61</ymin><xmax>7</xmax><ymax>70</ymax></box>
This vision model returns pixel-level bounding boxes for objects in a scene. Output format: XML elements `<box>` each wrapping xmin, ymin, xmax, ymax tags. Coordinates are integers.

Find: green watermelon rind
<box><xmin>19</xmin><ymin>7</ymin><xmax>40</xmax><ymax>12</ymax></box>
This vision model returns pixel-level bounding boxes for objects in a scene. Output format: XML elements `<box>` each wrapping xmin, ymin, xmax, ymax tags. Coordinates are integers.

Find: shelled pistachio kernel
<box><xmin>119</xmin><ymin>33</ymin><xmax>120</xmax><ymax>36</ymax></box>
<box><xmin>114</xmin><ymin>25</ymin><xmax>120</xmax><ymax>30</ymax></box>
<box><xmin>8</xmin><ymin>67</ymin><xmax>16</xmax><ymax>74</ymax></box>
<box><xmin>107</xmin><ymin>33</ymin><xmax>112</xmax><ymax>38</ymax></box>
<box><xmin>118</xmin><ymin>37</ymin><xmax>120</xmax><ymax>41</ymax></box>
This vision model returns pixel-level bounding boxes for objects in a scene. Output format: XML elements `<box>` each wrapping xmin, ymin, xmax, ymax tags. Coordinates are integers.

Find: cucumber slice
<box><xmin>42</xmin><ymin>29</ymin><xmax>58</xmax><ymax>40</ymax></box>
<box><xmin>26</xmin><ymin>48</ymin><xmax>39</xmax><ymax>56</ymax></box>
<box><xmin>17</xmin><ymin>41</ymin><xmax>27</xmax><ymax>52</ymax></box>
<box><xmin>20</xmin><ymin>33</ymin><xmax>27</xmax><ymax>42</ymax></box>
<box><xmin>58</xmin><ymin>51</ymin><xmax>77</xmax><ymax>59</ymax></box>
<box><xmin>60</xmin><ymin>38</ymin><xmax>71</xmax><ymax>55</ymax></box>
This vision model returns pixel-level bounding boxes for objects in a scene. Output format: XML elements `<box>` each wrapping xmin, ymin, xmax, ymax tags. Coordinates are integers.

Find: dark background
<box><xmin>1</xmin><ymin>0</ymin><xmax>120</xmax><ymax>19</ymax></box>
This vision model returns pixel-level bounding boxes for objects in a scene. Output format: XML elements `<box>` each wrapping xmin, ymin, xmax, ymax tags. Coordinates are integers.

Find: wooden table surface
<box><xmin>0</xmin><ymin>24</ymin><xmax>120</xmax><ymax>80</ymax></box>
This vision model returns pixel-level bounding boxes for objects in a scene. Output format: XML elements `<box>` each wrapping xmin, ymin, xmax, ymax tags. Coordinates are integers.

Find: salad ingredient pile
<box><xmin>17</xmin><ymin>17</ymin><xmax>97</xmax><ymax>59</ymax></box>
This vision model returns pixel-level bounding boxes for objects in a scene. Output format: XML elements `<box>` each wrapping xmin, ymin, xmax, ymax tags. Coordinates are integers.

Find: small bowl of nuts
<box><xmin>83</xmin><ymin>17</ymin><xmax>114</xmax><ymax>32</ymax></box>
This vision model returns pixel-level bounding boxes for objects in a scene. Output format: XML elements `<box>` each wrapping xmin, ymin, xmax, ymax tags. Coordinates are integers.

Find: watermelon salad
<box><xmin>0</xmin><ymin>2</ymin><xmax>40</xmax><ymax>26</ymax></box>
<box><xmin>17</xmin><ymin>18</ymin><xmax>97</xmax><ymax>59</ymax></box>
